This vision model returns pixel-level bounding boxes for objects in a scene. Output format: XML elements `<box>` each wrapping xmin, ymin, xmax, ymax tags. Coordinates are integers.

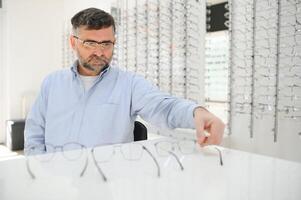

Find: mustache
<box><xmin>88</xmin><ymin>55</ymin><xmax>109</xmax><ymax>64</ymax></box>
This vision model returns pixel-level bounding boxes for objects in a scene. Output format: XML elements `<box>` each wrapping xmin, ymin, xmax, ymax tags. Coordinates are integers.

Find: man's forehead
<box><xmin>75</xmin><ymin>26</ymin><xmax>115</xmax><ymax>38</ymax></box>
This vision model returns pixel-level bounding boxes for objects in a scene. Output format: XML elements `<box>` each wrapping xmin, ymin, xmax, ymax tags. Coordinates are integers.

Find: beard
<box><xmin>78</xmin><ymin>54</ymin><xmax>111</xmax><ymax>74</ymax></box>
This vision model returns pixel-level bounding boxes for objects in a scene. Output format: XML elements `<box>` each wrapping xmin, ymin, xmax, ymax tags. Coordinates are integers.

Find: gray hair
<box><xmin>71</xmin><ymin>7</ymin><xmax>115</xmax><ymax>34</ymax></box>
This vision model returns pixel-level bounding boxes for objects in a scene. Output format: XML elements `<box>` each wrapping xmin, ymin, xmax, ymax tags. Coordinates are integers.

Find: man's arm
<box><xmin>130</xmin><ymin>74</ymin><xmax>225</xmax><ymax>145</ymax></box>
<box><xmin>130</xmin><ymin>74</ymin><xmax>198</xmax><ymax>130</ymax></box>
<box><xmin>24</xmin><ymin>78</ymin><xmax>49</xmax><ymax>152</ymax></box>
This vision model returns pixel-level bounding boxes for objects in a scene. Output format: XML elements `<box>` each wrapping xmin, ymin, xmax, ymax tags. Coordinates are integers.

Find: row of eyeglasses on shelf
<box><xmin>25</xmin><ymin>136</ymin><xmax>223</xmax><ymax>181</ymax></box>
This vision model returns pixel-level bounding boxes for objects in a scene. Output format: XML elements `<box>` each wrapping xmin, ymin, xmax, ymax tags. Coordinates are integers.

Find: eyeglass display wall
<box><xmin>204</xmin><ymin>1</ymin><xmax>230</xmax><ymax>135</ymax></box>
<box><xmin>229</xmin><ymin>0</ymin><xmax>301</xmax><ymax>144</ymax></box>
<box><xmin>111</xmin><ymin>0</ymin><xmax>205</xmax><ymax>102</ymax></box>
<box><xmin>205</xmin><ymin>31</ymin><xmax>230</xmax><ymax>135</ymax></box>
<box><xmin>61</xmin><ymin>21</ymin><xmax>76</xmax><ymax>68</ymax></box>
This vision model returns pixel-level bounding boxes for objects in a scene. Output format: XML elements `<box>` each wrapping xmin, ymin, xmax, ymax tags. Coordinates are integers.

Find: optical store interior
<box><xmin>0</xmin><ymin>0</ymin><xmax>300</xmax><ymax>200</ymax></box>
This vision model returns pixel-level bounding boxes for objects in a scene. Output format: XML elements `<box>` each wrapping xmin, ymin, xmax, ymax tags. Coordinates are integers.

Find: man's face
<box><xmin>70</xmin><ymin>26</ymin><xmax>115</xmax><ymax>76</ymax></box>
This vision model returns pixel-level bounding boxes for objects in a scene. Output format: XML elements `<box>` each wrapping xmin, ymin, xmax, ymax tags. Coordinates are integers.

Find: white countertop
<box><xmin>0</xmin><ymin>138</ymin><xmax>300</xmax><ymax>200</ymax></box>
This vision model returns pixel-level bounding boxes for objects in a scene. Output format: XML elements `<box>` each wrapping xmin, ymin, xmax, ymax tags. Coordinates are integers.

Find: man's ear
<box><xmin>70</xmin><ymin>35</ymin><xmax>76</xmax><ymax>50</ymax></box>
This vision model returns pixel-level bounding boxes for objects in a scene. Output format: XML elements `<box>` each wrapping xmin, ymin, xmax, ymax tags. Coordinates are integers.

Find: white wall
<box><xmin>224</xmin><ymin>117</ymin><xmax>301</xmax><ymax>163</ymax></box>
<box><xmin>0</xmin><ymin>3</ymin><xmax>6</xmax><ymax>143</ymax></box>
<box><xmin>0</xmin><ymin>0</ymin><xmax>111</xmax><ymax>143</ymax></box>
<box><xmin>63</xmin><ymin>0</ymin><xmax>111</xmax><ymax>21</ymax></box>
<box><xmin>0</xmin><ymin>0</ymin><xmax>64</xmax><ymax>143</ymax></box>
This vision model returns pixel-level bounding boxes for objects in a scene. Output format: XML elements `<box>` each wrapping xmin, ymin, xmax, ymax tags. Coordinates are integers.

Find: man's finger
<box><xmin>201</xmin><ymin>135</ymin><xmax>216</xmax><ymax>146</ymax></box>
<box><xmin>203</xmin><ymin>121</ymin><xmax>225</xmax><ymax>146</ymax></box>
<box><xmin>198</xmin><ymin>131</ymin><xmax>212</xmax><ymax>146</ymax></box>
<box><xmin>195</xmin><ymin>118</ymin><xmax>206</xmax><ymax>144</ymax></box>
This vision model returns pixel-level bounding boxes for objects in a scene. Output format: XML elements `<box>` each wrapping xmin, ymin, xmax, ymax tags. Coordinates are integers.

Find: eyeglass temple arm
<box><xmin>168</xmin><ymin>150</ymin><xmax>184</xmax><ymax>171</ymax></box>
<box><xmin>25</xmin><ymin>157</ymin><xmax>36</xmax><ymax>179</ymax></box>
<box><xmin>91</xmin><ymin>149</ymin><xmax>108</xmax><ymax>182</ymax></box>
<box><xmin>214</xmin><ymin>147</ymin><xmax>224</xmax><ymax>166</ymax></box>
<box><xmin>79</xmin><ymin>154</ymin><xmax>89</xmax><ymax>177</ymax></box>
<box><xmin>142</xmin><ymin>145</ymin><xmax>161</xmax><ymax>178</ymax></box>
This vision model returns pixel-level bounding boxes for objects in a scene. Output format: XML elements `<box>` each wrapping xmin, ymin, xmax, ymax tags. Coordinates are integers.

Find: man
<box><xmin>24</xmin><ymin>8</ymin><xmax>225</xmax><ymax>150</ymax></box>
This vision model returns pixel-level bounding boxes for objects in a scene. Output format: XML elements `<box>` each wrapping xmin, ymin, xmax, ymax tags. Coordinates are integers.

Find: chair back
<box><xmin>133</xmin><ymin>121</ymin><xmax>147</xmax><ymax>141</ymax></box>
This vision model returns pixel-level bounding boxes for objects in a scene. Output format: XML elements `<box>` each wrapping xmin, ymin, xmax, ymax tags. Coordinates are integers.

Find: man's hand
<box><xmin>193</xmin><ymin>107</ymin><xmax>225</xmax><ymax>146</ymax></box>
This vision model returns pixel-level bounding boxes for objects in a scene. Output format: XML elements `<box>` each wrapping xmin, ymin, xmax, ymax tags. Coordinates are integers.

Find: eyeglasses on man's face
<box><xmin>73</xmin><ymin>35</ymin><xmax>115</xmax><ymax>51</ymax></box>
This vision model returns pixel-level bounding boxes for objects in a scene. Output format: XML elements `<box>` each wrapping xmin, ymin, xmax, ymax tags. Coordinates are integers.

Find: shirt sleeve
<box><xmin>24</xmin><ymin>76</ymin><xmax>50</xmax><ymax>152</ymax></box>
<box><xmin>130</xmin><ymin>74</ymin><xmax>200</xmax><ymax>129</ymax></box>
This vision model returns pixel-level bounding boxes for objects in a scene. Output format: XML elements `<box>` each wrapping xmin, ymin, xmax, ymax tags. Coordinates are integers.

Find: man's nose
<box><xmin>92</xmin><ymin>47</ymin><xmax>105</xmax><ymax>57</ymax></box>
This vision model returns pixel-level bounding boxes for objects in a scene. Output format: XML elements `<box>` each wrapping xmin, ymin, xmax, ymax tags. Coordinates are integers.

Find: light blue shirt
<box><xmin>24</xmin><ymin>61</ymin><xmax>199</xmax><ymax>149</ymax></box>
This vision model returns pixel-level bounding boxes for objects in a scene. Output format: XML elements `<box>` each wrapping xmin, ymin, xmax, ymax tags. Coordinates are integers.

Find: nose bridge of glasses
<box><xmin>77</xmin><ymin>37</ymin><xmax>111</xmax><ymax>52</ymax></box>
<box><xmin>87</xmin><ymin>43</ymin><xmax>106</xmax><ymax>53</ymax></box>
<box><xmin>95</xmin><ymin>144</ymin><xmax>141</xmax><ymax>161</ymax></box>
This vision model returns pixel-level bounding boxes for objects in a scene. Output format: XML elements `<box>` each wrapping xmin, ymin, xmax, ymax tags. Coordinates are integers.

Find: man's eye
<box><xmin>84</xmin><ymin>42</ymin><xmax>98</xmax><ymax>47</ymax></box>
<box><xmin>101</xmin><ymin>42</ymin><xmax>111</xmax><ymax>47</ymax></box>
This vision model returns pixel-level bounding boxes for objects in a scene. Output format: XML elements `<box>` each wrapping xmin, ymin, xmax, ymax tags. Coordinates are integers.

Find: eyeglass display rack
<box><xmin>204</xmin><ymin>2</ymin><xmax>230</xmax><ymax>136</ymax></box>
<box><xmin>61</xmin><ymin>21</ymin><xmax>76</xmax><ymax>68</ymax></box>
<box><xmin>204</xmin><ymin>31</ymin><xmax>230</xmax><ymax>135</ymax></box>
<box><xmin>229</xmin><ymin>0</ymin><xmax>301</xmax><ymax>142</ymax></box>
<box><xmin>111</xmin><ymin>0</ymin><xmax>203</xmax><ymax>103</ymax></box>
